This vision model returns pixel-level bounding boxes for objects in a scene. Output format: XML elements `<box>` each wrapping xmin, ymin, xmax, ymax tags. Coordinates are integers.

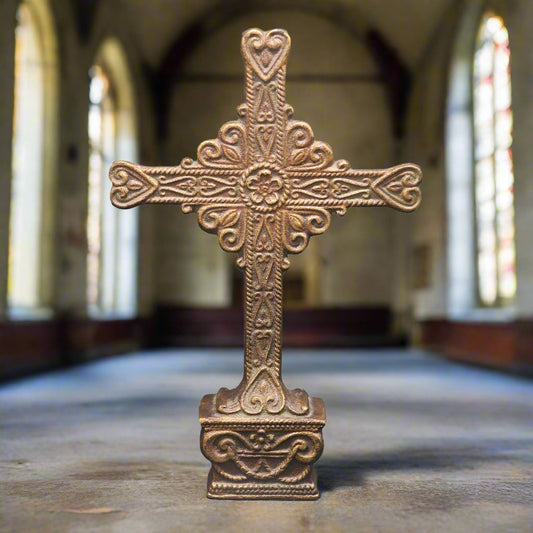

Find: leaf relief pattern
<box><xmin>281</xmin><ymin>208</ymin><xmax>331</xmax><ymax>254</ymax></box>
<box><xmin>198</xmin><ymin>121</ymin><xmax>247</xmax><ymax>168</ymax></box>
<box><xmin>285</xmin><ymin>121</ymin><xmax>333</xmax><ymax>170</ymax></box>
<box><xmin>197</xmin><ymin>206</ymin><xmax>246</xmax><ymax>253</ymax></box>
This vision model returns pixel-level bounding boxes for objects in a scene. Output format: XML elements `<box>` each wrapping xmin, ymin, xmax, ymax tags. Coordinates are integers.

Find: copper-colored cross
<box><xmin>110</xmin><ymin>28</ymin><xmax>421</xmax><ymax>499</ymax></box>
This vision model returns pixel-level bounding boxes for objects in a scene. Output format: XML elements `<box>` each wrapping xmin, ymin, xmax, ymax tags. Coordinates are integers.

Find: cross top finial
<box><xmin>241</xmin><ymin>28</ymin><xmax>291</xmax><ymax>82</ymax></box>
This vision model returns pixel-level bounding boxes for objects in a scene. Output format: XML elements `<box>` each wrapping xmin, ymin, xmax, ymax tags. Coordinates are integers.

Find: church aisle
<box><xmin>1</xmin><ymin>349</ymin><xmax>532</xmax><ymax>532</ymax></box>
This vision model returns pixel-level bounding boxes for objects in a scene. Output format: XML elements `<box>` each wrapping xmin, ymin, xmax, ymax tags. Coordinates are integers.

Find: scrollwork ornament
<box><xmin>253</xmin><ymin>253</ymin><xmax>275</xmax><ymax>291</ymax></box>
<box><xmin>252</xmin><ymin>213</ymin><xmax>276</xmax><ymax>251</ymax></box>
<box><xmin>109</xmin><ymin>162</ymin><xmax>158</xmax><ymax>208</ymax></box>
<box><xmin>285</xmin><ymin>121</ymin><xmax>333</xmax><ymax>170</ymax></box>
<box><xmin>290</xmin><ymin>177</ymin><xmax>329</xmax><ymax>200</ymax></box>
<box><xmin>202</xmin><ymin>429</ymin><xmax>323</xmax><ymax>481</ymax></box>
<box><xmin>331</xmin><ymin>176</ymin><xmax>373</xmax><ymax>200</ymax></box>
<box><xmin>198</xmin><ymin>175</ymin><xmax>239</xmax><ymax>197</ymax></box>
<box><xmin>197</xmin><ymin>206</ymin><xmax>245</xmax><ymax>253</ymax></box>
<box><xmin>281</xmin><ymin>208</ymin><xmax>331</xmax><ymax>254</ymax></box>
<box><xmin>198</xmin><ymin>121</ymin><xmax>247</xmax><ymax>168</ymax></box>
<box><xmin>158</xmin><ymin>176</ymin><xmax>197</xmax><ymax>197</ymax></box>
<box><xmin>371</xmin><ymin>164</ymin><xmax>422</xmax><ymax>210</ymax></box>
<box><xmin>241</xmin><ymin>367</ymin><xmax>285</xmax><ymax>415</ymax></box>
<box><xmin>252</xmin><ymin>292</ymin><xmax>275</xmax><ymax>328</ymax></box>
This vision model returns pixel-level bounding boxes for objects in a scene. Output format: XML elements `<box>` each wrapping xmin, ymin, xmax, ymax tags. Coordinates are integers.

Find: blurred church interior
<box><xmin>2</xmin><ymin>0</ymin><xmax>532</xmax><ymax>377</ymax></box>
<box><xmin>0</xmin><ymin>0</ymin><xmax>532</xmax><ymax>530</ymax></box>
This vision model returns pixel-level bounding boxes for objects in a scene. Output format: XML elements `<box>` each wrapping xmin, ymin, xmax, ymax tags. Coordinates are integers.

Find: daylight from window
<box><xmin>473</xmin><ymin>14</ymin><xmax>516</xmax><ymax>306</ymax></box>
<box><xmin>87</xmin><ymin>65</ymin><xmax>116</xmax><ymax>314</ymax></box>
<box><xmin>86</xmin><ymin>49</ymin><xmax>138</xmax><ymax>318</ymax></box>
<box><xmin>8</xmin><ymin>3</ymin><xmax>45</xmax><ymax>314</ymax></box>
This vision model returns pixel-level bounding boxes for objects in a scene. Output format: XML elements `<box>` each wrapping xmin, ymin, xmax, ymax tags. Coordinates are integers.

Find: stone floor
<box><xmin>1</xmin><ymin>349</ymin><xmax>532</xmax><ymax>532</ymax></box>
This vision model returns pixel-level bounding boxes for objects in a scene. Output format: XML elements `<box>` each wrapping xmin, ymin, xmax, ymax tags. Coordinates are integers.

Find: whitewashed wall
<box><xmin>509</xmin><ymin>1</ymin><xmax>533</xmax><ymax>316</ymax></box>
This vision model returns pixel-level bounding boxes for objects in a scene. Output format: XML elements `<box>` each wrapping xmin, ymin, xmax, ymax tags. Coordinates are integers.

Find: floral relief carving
<box><xmin>202</xmin><ymin>428</ymin><xmax>323</xmax><ymax>483</ymax></box>
<box><xmin>198</xmin><ymin>122</ymin><xmax>247</xmax><ymax>168</ymax></box>
<box><xmin>197</xmin><ymin>206</ymin><xmax>245</xmax><ymax>253</ymax></box>
<box><xmin>247</xmin><ymin>168</ymin><xmax>282</xmax><ymax>206</ymax></box>
<box><xmin>281</xmin><ymin>208</ymin><xmax>331</xmax><ymax>254</ymax></box>
<box><xmin>285</xmin><ymin>121</ymin><xmax>334</xmax><ymax>170</ymax></box>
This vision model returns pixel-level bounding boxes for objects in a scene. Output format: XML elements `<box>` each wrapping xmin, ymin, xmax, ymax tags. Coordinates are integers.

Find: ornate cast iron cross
<box><xmin>110</xmin><ymin>28</ymin><xmax>421</xmax><ymax>500</ymax></box>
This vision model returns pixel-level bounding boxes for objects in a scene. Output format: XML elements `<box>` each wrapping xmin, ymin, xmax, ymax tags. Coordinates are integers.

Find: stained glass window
<box><xmin>473</xmin><ymin>14</ymin><xmax>516</xmax><ymax>306</ymax></box>
<box><xmin>8</xmin><ymin>2</ymin><xmax>46</xmax><ymax>315</ymax></box>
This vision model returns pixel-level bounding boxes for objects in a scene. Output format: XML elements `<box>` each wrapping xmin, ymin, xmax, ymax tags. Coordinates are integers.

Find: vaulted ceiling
<box><xmin>120</xmin><ymin>0</ymin><xmax>454</xmax><ymax>70</ymax></box>
<box><xmin>68</xmin><ymin>0</ymin><xmax>455</xmax><ymax>138</ymax></box>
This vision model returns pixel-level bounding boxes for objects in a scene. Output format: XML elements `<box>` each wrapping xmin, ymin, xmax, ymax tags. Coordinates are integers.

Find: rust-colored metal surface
<box><xmin>109</xmin><ymin>28</ymin><xmax>422</xmax><ymax>500</ymax></box>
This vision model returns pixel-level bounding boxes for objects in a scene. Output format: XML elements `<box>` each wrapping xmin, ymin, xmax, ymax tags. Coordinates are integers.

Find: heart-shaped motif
<box><xmin>241</xmin><ymin>367</ymin><xmax>285</xmax><ymax>414</ymax></box>
<box><xmin>256</xmin><ymin>125</ymin><xmax>276</xmax><ymax>159</ymax></box>
<box><xmin>252</xmin><ymin>331</ymin><xmax>273</xmax><ymax>362</ymax></box>
<box><xmin>253</xmin><ymin>253</ymin><xmax>274</xmax><ymax>289</ymax></box>
<box><xmin>109</xmin><ymin>161</ymin><xmax>158</xmax><ymax>208</ymax></box>
<box><xmin>253</xmin><ymin>294</ymin><xmax>273</xmax><ymax>328</ymax></box>
<box><xmin>371</xmin><ymin>163</ymin><xmax>422</xmax><ymax>212</ymax></box>
<box><xmin>242</xmin><ymin>29</ymin><xmax>291</xmax><ymax>82</ymax></box>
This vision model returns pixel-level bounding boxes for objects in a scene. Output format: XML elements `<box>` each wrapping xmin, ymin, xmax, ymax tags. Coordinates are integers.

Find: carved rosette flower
<box><xmin>240</xmin><ymin>163</ymin><xmax>289</xmax><ymax>212</ymax></box>
<box><xmin>249</xmin><ymin>169</ymin><xmax>282</xmax><ymax>205</ymax></box>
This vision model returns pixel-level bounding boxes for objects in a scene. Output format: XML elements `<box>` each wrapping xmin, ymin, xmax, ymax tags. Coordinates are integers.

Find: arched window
<box><xmin>8</xmin><ymin>0</ymin><xmax>57</xmax><ymax>317</ymax></box>
<box><xmin>87</xmin><ymin>40</ymin><xmax>138</xmax><ymax>317</ymax></box>
<box><xmin>473</xmin><ymin>14</ymin><xmax>516</xmax><ymax>306</ymax></box>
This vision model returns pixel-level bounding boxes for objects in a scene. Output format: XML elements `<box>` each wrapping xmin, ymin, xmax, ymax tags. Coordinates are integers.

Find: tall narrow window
<box><xmin>87</xmin><ymin>41</ymin><xmax>138</xmax><ymax>317</ymax></box>
<box><xmin>8</xmin><ymin>0</ymin><xmax>57</xmax><ymax>317</ymax></box>
<box><xmin>87</xmin><ymin>65</ymin><xmax>116</xmax><ymax>313</ymax></box>
<box><xmin>473</xmin><ymin>14</ymin><xmax>516</xmax><ymax>306</ymax></box>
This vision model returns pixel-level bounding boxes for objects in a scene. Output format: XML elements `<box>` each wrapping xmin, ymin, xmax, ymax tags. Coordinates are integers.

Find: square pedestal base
<box><xmin>199</xmin><ymin>394</ymin><xmax>326</xmax><ymax>500</ymax></box>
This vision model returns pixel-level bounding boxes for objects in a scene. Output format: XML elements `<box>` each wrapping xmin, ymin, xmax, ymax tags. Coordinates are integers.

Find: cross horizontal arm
<box><xmin>109</xmin><ymin>160</ymin><xmax>242</xmax><ymax>210</ymax></box>
<box><xmin>287</xmin><ymin>162</ymin><xmax>422</xmax><ymax>213</ymax></box>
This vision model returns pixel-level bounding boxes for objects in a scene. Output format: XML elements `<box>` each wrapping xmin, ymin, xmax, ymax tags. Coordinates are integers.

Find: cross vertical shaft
<box><xmin>241</xmin><ymin>31</ymin><xmax>288</xmax><ymax>410</ymax></box>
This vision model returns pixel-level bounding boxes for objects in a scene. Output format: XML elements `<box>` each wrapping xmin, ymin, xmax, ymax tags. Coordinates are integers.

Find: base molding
<box><xmin>206</xmin><ymin>468</ymin><xmax>319</xmax><ymax>500</ymax></box>
<box><xmin>199</xmin><ymin>394</ymin><xmax>326</xmax><ymax>500</ymax></box>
